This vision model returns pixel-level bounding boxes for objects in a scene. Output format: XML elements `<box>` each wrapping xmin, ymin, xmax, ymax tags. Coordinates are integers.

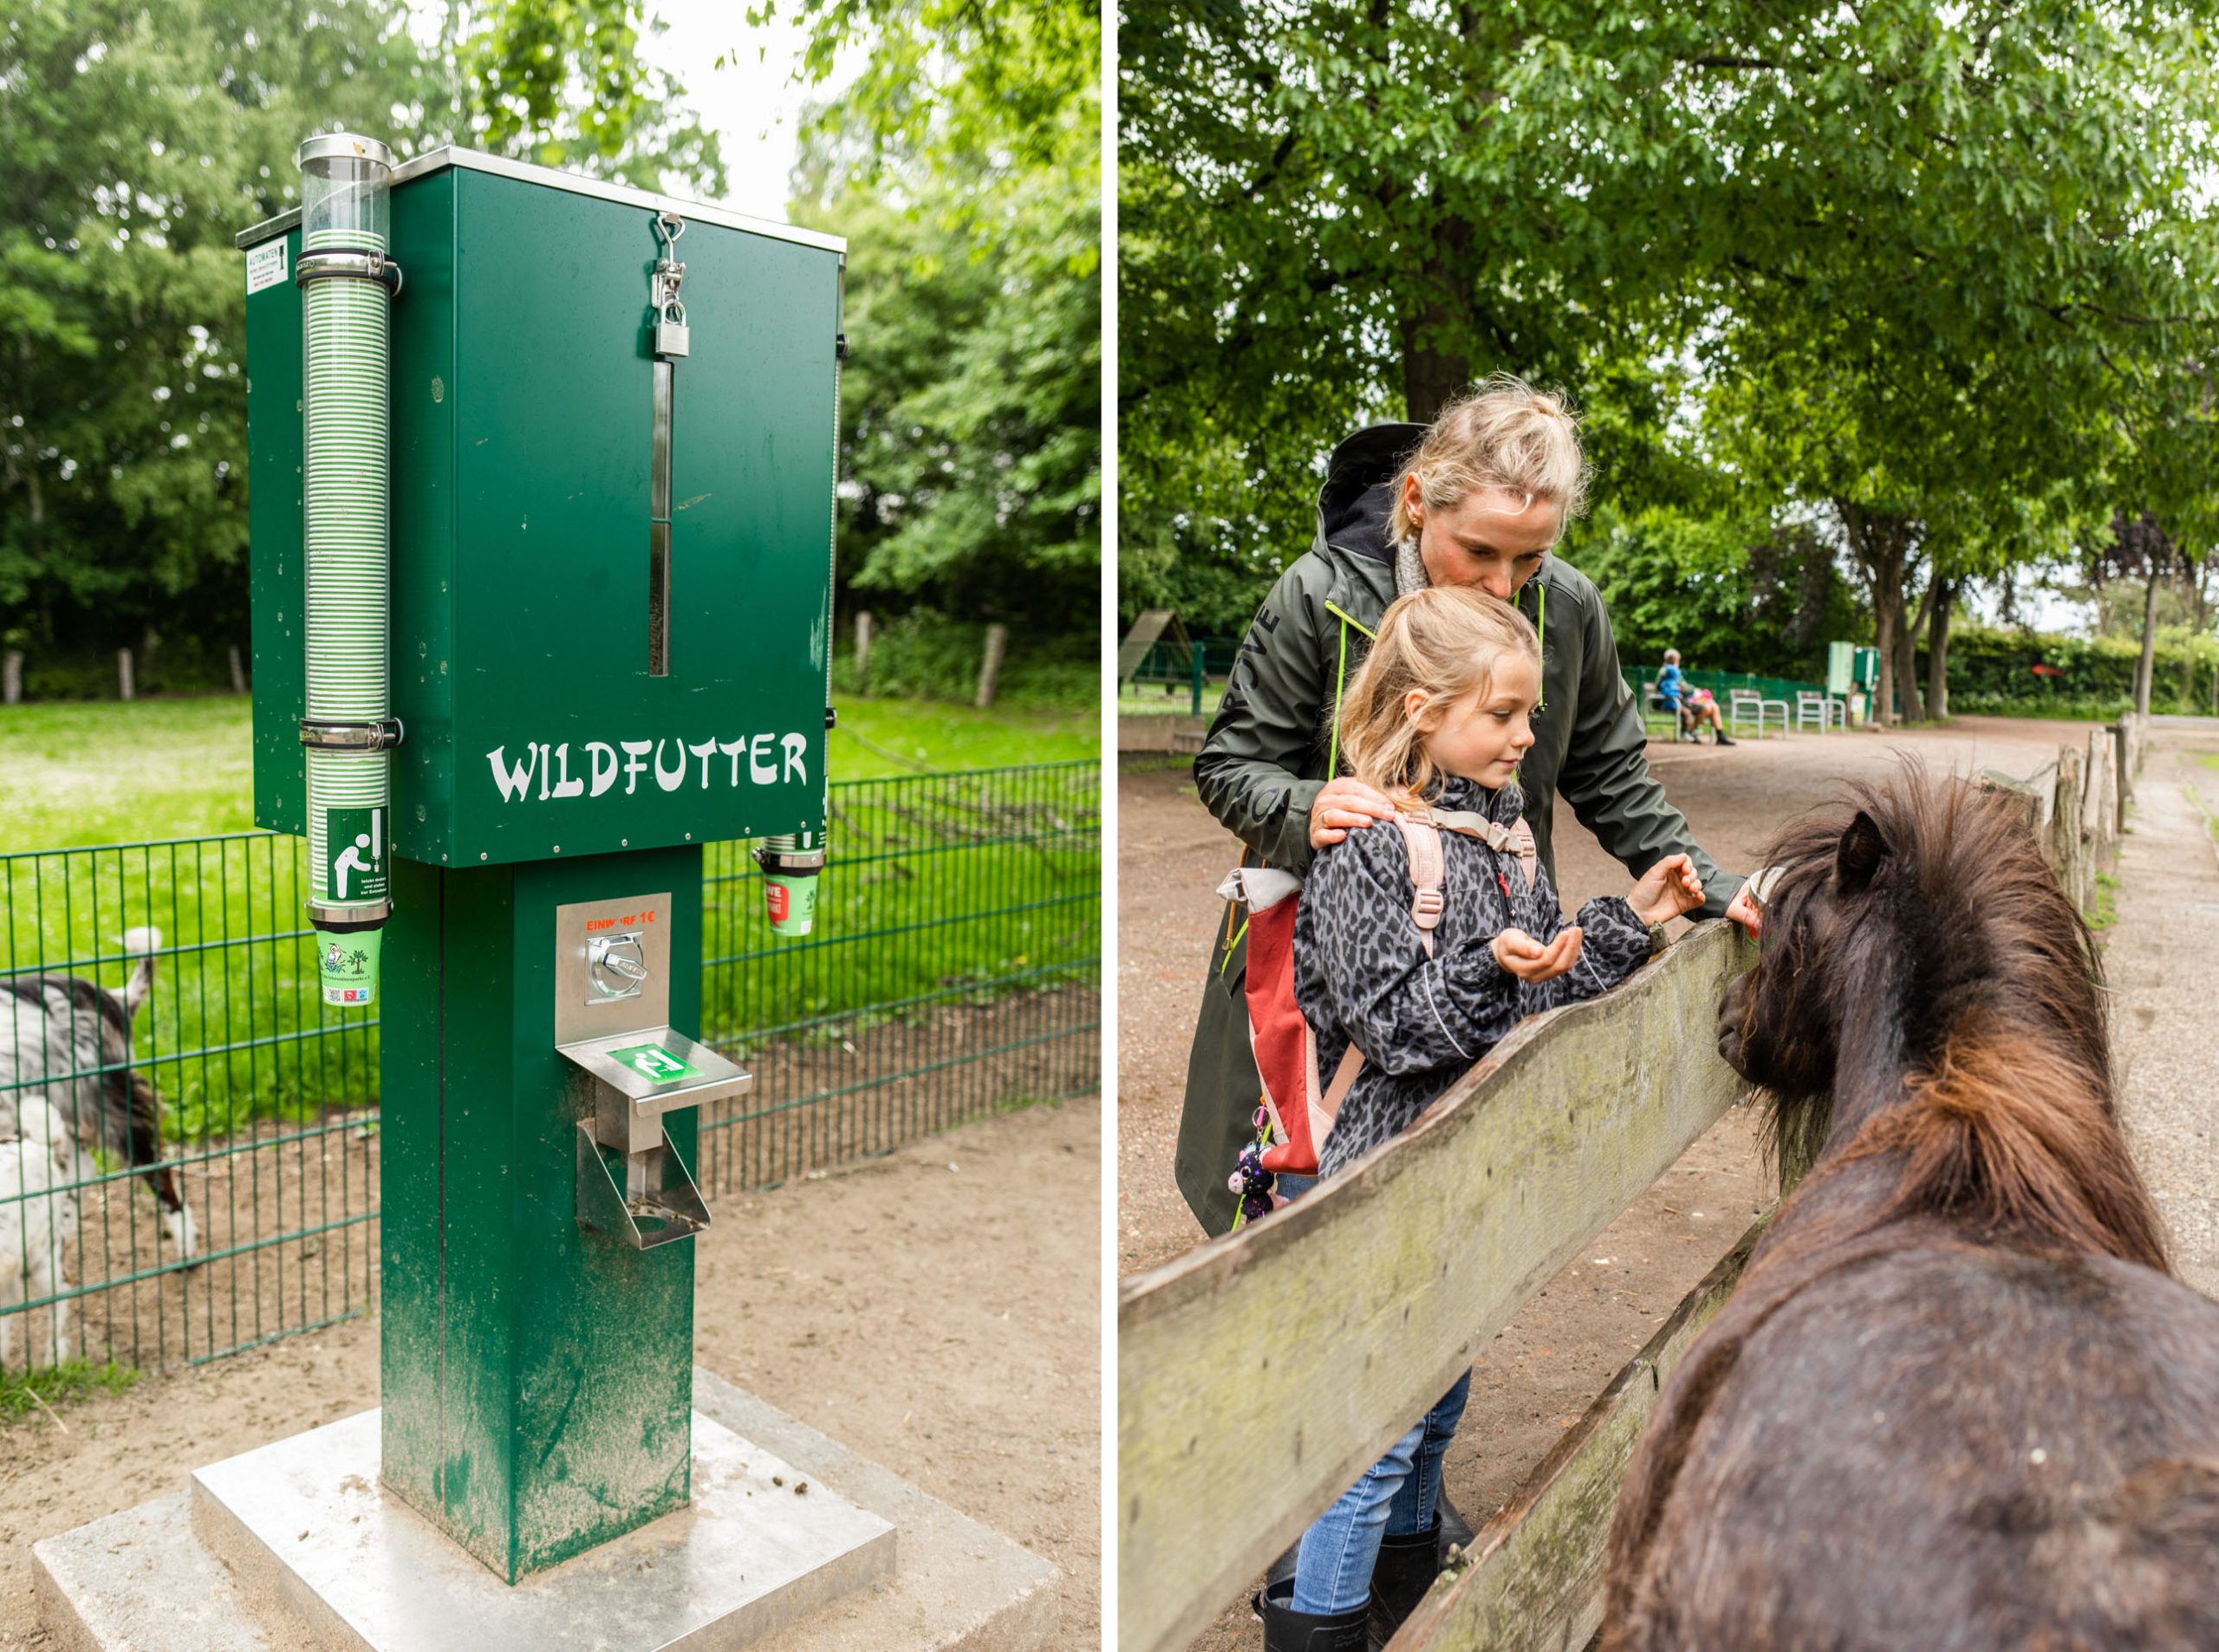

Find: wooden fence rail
<box><xmin>1123</xmin><ymin>715</ymin><xmax>2146</xmax><ymax>1652</ymax></box>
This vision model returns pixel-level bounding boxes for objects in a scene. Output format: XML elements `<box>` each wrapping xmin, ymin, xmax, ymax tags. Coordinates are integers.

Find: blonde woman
<box><xmin>1258</xmin><ymin>586</ymin><xmax>1704</xmax><ymax>1647</ymax></box>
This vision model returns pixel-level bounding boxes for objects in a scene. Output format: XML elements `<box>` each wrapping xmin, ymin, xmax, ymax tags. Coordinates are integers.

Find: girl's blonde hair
<box><xmin>1337</xmin><ymin>586</ymin><xmax>1541</xmax><ymax>802</ymax></box>
<box><xmin>1388</xmin><ymin>374</ymin><xmax>1591</xmax><ymax>549</ymax></box>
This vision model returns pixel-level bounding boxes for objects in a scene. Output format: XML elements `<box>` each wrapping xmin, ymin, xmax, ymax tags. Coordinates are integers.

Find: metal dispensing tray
<box><xmin>556</xmin><ymin>1025</ymin><xmax>752</xmax><ymax>1154</ymax></box>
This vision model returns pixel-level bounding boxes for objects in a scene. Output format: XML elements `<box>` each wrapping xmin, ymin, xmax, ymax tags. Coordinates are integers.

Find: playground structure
<box><xmin>35</xmin><ymin>139</ymin><xmax>1055</xmax><ymax>1652</ymax></box>
<box><xmin>1118</xmin><ymin>715</ymin><xmax>2146</xmax><ymax>1652</ymax></box>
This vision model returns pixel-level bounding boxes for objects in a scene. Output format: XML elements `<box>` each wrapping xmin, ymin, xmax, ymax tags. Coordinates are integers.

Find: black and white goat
<box><xmin>0</xmin><ymin>927</ymin><xmax>198</xmax><ymax>1281</ymax></box>
<box><xmin>0</xmin><ymin>1091</ymin><xmax>91</xmax><ymax>1366</ymax></box>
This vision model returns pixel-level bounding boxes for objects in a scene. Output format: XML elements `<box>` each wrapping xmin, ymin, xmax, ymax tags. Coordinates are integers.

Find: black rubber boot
<box><xmin>1436</xmin><ymin>1489</ymin><xmax>1474</xmax><ymax>1560</ymax></box>
<box><xmin>1366</xmin><ymin>1517</ymin><xmax>1445</xmax><ymax>1647</ymax></box>
<box><xmin>1715</xmin><ymin>729</ymin><xmax>1737</xmax><ymax>746</ymax></box>
<box><xmin>1253</xmin><ymin>1578</ymin><xmax>1370</xmax><ymax>1652</ymax></box>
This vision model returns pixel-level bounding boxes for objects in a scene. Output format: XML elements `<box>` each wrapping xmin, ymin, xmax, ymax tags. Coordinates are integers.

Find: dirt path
<box><xmin>1119</xmin><ymin>716</ymin><xmax>2099</xmax><ymax>1649</ymax></box>
<box><xmin>0</xmin><ymin>1094</ymin><xmax>1100</xmax><ymax>1647</ymax></box>
<box><xmin>2108</xmin><ymin>720</ymin><xmax>2219</xmax><ymax>1296</ymax></box>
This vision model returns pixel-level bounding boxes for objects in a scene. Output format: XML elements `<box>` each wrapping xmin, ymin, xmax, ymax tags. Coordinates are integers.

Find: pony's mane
<box><xmin>1760</xmin><ymin>769</ymin><xmax>2168</xmax><ymax>1273</ymax></box>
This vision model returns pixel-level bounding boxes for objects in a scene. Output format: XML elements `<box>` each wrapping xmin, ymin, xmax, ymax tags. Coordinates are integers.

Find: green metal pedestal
<box><xmin>378</xmin><ymin>847</ymin><xmax>705</xmax><ymax>1582</ymax></box>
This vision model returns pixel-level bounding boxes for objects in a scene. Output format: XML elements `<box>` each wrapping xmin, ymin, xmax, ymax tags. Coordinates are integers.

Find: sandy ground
<box><xmin>1118</xmin><ymin>715</ymin><xmax>2108</xmax><ymax>1649</ymax></box>
<box><xmin>2108</xmin><ymin>720</ymin><xmax>2219</xmax><ymax>1295</ymax></box>
<box><xmin>0</xmin><ymin>1093</ymin><xmax>1101</xmax><ymax>1648</ymax></box>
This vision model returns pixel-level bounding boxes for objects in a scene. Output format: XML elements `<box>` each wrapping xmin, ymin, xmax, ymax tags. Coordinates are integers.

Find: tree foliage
<box><xmin>769</xmin><ymin>0</ymin><xmax>1101</xmax><ymax>628</ymax></box>
<box><xmin>1121</xmin><ymin>1</ymin><xmax>2219</xmax><ymax>701</ymax></box>
<box><xmin>0</xmin><ymin>0</ymin><xmax>721</xmax><ymax>671</ymax></box>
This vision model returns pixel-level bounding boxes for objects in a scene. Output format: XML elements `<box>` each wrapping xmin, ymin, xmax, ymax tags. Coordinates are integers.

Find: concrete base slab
<box><xmin>186</xmin><ymin>1408</ymin><xmax>895</xmax><ymax>1651</ymax></box>
<box><xmin>34</xmin><ymin>1368</ymin><xmax>1058</xmax><ymax>1652</ymax></box>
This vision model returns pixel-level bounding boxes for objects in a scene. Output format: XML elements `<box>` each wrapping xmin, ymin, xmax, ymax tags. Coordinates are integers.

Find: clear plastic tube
<box><xmin>296</xmin><ymin>133</ymin><xmax>395</xmax><ymax>1007</ymax></box>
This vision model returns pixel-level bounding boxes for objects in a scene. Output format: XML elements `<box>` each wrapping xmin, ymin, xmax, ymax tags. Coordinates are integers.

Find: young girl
<box><xmin>1259</xmin><ymin>584</ymin><xmax>1705</xmax><ymax>1649</ymax></box>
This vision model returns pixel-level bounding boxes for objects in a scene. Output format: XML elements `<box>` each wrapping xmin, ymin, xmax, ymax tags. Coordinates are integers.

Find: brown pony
<box><xmin>1602</xmin><ymin>769</ymin><xmax>2219</xmax><ymax>1650</ymax></box>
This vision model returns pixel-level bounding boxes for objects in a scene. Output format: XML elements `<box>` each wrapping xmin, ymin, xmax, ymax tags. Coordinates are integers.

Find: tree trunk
<box><xmin>974</xmin><ymin>622</ymin><xmax>1009</xmax><ymax>709</ymax></box>
<box><xmin>1896</xmin><ymin>572</ymin><xmax>1929</xmax><ymax>726</ymax></box>
<box><xmin>2135</xmin><ymin>566</ymin><xmax>2160</xmax><ymax>717</ymax></box>
<box><xmin>854</xmin><ymin>610</ymin><xmax>873</xmax><ymax>688</ymax></box>
<box><xmin>117</xmin><ymin>647</ymin><xmax>134</xmax><ymax>701</ymax></box>
<box><xmin>1399</xmin><ymin>216</ymin><xmax>1475</xmax><ymax>422</ymax></box>
<box><xmin>1926</xmin><ymin>576</ymin><xmax>1955</xmax><ymax>722</ymax></box>
<box><xmin>228</xmin><ymin>643</ymin><xmax>248</xmax><ymax>695</ymax></box>
<box><xmin>3</xmin><ymin>650</ymin><xmax>20</xmax><ymax>706</ymax></box>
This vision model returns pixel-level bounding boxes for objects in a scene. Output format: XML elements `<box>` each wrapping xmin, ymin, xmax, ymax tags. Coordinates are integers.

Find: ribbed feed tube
<box><xmin>296</xmin><ymin>135</ymin><xmax>395</xmax><ymax>1007</ymax></box>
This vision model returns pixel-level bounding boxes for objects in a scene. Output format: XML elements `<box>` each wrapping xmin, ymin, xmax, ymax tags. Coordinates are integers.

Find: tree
<box><xmin>0</xmin><ymin>0</ymin><xmax>724</xmax><ymax>681</ymax></box>
<box><xmin>1121</xmin><ymin>1</ymin><xmax>2219</xmax><ymax>694</ymax></box>
<box><xmin>756</xmin><ymin>0</ymin><xmax>1101</xmax><ymax>630</ymax></box>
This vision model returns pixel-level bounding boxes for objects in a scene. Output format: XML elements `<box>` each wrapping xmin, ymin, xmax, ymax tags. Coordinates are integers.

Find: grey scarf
<box><xmin>1394</xmin><ymin>537</ymin><xmax>1427</xmax><ymax>598</ymax></box>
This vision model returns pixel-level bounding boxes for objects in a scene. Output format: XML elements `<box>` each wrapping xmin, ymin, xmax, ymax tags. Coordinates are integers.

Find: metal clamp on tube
<box><xmin>298</xmin><ymin>717</ymin><xmax>404</xmax><ymax>752</ymax></box>
<box><xmin>296</xmin><ymin>249</ymin><xmax>404</xmax><ymax>294</ymax></box>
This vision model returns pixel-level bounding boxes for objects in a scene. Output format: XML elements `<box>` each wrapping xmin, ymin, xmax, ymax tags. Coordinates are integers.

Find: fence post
<box><xmin>230</xmin><ymin>643</ymin><xmax>249</xmax><ymax>695</ymax></box>
<box><xmin>3</xmin><ymin>649</ymin><xmax>19</xmax><ymax>705</ymax></box>
<box><xmin>854</xmin><ymin>609</ymin><xmax>873</xmax><ymax>689</ymax></box>
<box><xmin>2040</xmin><ymin>743</ymin><xmax>2082</xmax><ymax>901</ymax></box>
<box><xmin>117</xmin><ymin>647</ymin><xmax>134</xmax><ymax>701</ymax></box>
<box><xmin>975</xmin><ymin>621</ymin><xmax>1009</xmax><ymax>708</ymax></box>
<box><xmin>1190</xmin><ymin>641</ymin><xmax>1205</xmax><ymax>716</ymax></box>
<box><xmin>2083</xmin><ymin>727</ymin><xmax>2115</xmax><ymax>899</ymax></box>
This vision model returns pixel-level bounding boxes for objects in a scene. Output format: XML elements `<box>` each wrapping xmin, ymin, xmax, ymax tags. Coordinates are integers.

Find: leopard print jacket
<box><xmin>1294</xmin><ymin>773</ymin><xmax>1651</xmax><ymax>1180</ymax></box>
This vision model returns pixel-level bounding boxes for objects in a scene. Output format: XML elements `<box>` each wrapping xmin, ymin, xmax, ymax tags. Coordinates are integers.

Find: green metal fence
<box><xmin>0</xmin><ymin>760</ymin><xmax>1098</xmax><ymax>1377</ymax></box>
<box><xmin>1624</xmin><ymin>666</ymin><xmax>1833</xmax><ymax>738</ymax></box>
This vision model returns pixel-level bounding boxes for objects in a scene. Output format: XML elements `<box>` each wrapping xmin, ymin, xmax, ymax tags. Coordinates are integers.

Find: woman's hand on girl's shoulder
<box><xmin>1308</xmin><ymin>777</ymin><xmax>1397</xmax><ymax>850</ymax></box>
<box><xmin>1627</xmin><ymin>854</ymin><xmax>1705</xmax><ymax>927</ymax></box>
<box><xmin>1493</xmin><ymin>926</ymin><xmax>1582</xmax><ymax>983</ymax></box>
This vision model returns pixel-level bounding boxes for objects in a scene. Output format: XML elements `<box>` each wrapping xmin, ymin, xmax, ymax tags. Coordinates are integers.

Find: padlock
<box><xmin>654</xmin><ymin>318</ymin><xmax>690</xmax><ymax>358</ymax></box>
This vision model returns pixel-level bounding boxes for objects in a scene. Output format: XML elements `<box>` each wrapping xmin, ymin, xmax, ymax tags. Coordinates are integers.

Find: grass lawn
<box><xmin>0</xmin><ymin>693</ymin><xmax>1095</xmax><ymax>850</ymax></box>
<box><xmin>1</xmin><ymin>694</ymin><xmax>1099</xmax><ymax>1139</ymax></box>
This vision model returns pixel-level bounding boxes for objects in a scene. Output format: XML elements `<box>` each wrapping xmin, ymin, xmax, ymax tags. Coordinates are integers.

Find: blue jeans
<box><xmin>1291</xmin><ymin>1374</ymin><xmax>1471</xmax><ymax>1614</ymax></box>
<box><xmin>1275</xmin><ymin>1167</ymin><xmax>1470</xmax><ymax>1616</ymax></box>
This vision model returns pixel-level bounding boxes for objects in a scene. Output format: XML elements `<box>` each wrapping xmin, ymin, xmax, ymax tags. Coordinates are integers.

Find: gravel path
<box><xmin>2107</xmin><ymin>722</ymin><xmax>2219</xmax><ymax>1296</ymax></box>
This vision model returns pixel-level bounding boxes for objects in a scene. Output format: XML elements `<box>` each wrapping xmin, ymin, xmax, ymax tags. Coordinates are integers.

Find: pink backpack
<box><xmin>1227</xmin><ymin>809</ymin><xmax>1537</xmax><ymax>1220</ymax></box>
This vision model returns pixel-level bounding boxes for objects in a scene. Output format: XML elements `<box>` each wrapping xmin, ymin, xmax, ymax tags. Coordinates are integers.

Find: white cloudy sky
<box><xmin>408</xmin><ymin>2</ymin><xmax>862</xmax><ymax>223</ymax></box>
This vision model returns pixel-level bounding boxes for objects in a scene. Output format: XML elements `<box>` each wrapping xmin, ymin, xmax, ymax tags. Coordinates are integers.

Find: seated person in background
<box><xmin>1657</xmin><ymin>649</ymin><xmax>1735</xmax><ymax>745</ymax></box>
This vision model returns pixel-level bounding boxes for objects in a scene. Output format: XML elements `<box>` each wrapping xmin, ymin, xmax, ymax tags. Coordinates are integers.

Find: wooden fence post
<box><xmin>853</xmin><ymin>610</ymin><xmax>873</xmax><ymax>689</ymax></box>
<box><xmin>2046</xmin><ymin>743</ymin><xmax>2084</xmax><ymax>905</ymax></box>
<box><xmin>117</xmin><ymin>647</ymin><xmax>134</xmax><ymax>702</ymax></box>
<box><xmin>3</xmin><ymin>649</ymin><xmax>20</xmax><ymax>706</ymax></box>
<box><xmin>975</xmin><ymin>621</ymin><xmax>1009</xmax><ymax>709</ymax></box>
<box><xmin>2083</xmin><ymin>727</ymin><xmax>2116</xmax><ymax>901</ymax></box>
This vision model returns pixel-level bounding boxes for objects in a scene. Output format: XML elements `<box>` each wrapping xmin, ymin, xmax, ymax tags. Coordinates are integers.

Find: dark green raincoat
<box><xmin>1174</xmin><ymin>424</ymin><xmax>1744</xmax><ymax>1234</ymax></box>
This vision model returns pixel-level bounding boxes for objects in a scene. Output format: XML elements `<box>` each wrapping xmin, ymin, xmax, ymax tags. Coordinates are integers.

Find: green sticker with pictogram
<box><xmin>608</xmin><ymin>1042</ymin><xmax>700</xmax><ymax>1084</ymax></box>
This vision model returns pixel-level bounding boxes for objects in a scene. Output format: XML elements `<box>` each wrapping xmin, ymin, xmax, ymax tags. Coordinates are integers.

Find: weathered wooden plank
<box><xmin>1117</xmin><ymin>921</ymin><xmax>1754</xmax><ymax>1652</ymax></box>
<box><xmin>2084</xmin><ymin>726</ymin><xmax>2117</xmax><ymax>881</ymax></box>
<box><xmin>1385</xmin><ymin>1223</ymin><xmax>1765</xmax><ymax>1652</ymax></box>
<box><xmin>2047</xmin><ymin>743</ymin><xmax>2086</xmax><ymax>905</ymax></box>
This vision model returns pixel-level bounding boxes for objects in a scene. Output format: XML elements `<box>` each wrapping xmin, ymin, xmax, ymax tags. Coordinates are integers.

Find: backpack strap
<box><xmin>1395</xmin><ymin>815</ymin><xmax>1447</xmax><ymax>959</ymax></box>
<box><xmin>1425</xmin><ymin>806</ymin><xmax>1540</xmax><ymax>892</ymax></box>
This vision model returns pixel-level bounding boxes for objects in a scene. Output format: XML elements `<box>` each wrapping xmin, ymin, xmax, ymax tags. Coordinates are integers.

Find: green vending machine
<box><xmin>243</xmin><ymin>138</ymin><xmax>843</xmax><ymax>1584</ymax></box>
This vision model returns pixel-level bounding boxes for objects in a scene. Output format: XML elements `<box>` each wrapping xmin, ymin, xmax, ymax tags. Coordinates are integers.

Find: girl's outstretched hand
<box><xmin>1493</xmin><ymin>925</ymin><xmax>1583</xmax><ymax>982</ymax></box>
<box><xmin>1628</xmin><ymin>854</ymin><xmax>1705</xmax><ymax>927</ymax></box>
